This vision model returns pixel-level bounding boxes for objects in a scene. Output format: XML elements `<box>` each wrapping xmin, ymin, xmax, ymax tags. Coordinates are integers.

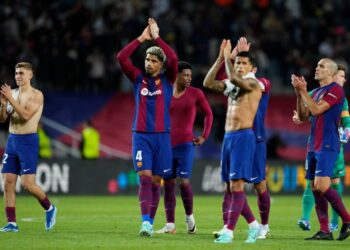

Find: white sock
<box><xmin>223</xmin><ymin>228</ymin><xmax>234</xmax><ymax>238</ymax></box>
<box><xmin>46</xmin><ymin>205</ymin><xmax>53</xmax><ymax>212</ymax></box>
<box><xmin>248</xmin><ymin>220</ymin><xmax>259</xmax><ymax>229</ymax></box>
<box><xmin>166</xmin><ymin>223</ymin><xmax>175</xmax><ymax>229</ymax></box>
<box><xmin>186</xmin><ymin>214</ymin><xmax>195</xmax><ymax>222</ymax></box>
<box><xmin>9</xmin><ymin>222</ymin><xmax>17</xmax><ymax>226</ymax></box>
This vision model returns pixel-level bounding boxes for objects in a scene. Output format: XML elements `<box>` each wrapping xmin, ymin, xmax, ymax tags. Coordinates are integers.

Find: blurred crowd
<box><xmin>0</xmin><ymin>0</ymin><xmax>350</xmax><ymax>94</ymax></box>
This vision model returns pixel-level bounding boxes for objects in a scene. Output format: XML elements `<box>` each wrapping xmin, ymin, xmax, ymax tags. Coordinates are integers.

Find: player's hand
<box><xmin>0</xmin><ymin>84</ymin><xmax>12</xmax><ymax>100</ymax></box>
<box><xmin>230</xmin><ymin>45</ymin><xmax>238</xmax><ymax>60</ymax></box>
<box><xmin>292</xmin><ymin>110</ymin><xmax>303</xmax><ymax>124</ymax></box>
<box><xmin>142</xmin><ymin>25</ymin><xmax>152</xmax><ymax>40</ymax></box>
<box><xmin>138</xmin><ymin>25</ymin><xmax>152</xmax><ymax>42</ymax></box>
<box><xmin>218</xmin><ymin>39</ymin><xmax>227</xmax><ymax>61</ymax></box>
<box><xmin>223</xmin><ymin>39</ymin><xmax>232</xmax><ymax>58</ymax></box>
<box><xmin>237</xmin><ymin>37</ymin><xmax>250</xmax><ymax>52</ymax></box>
<box><xmin>291</xmin><ymin>74</ymin><xmax>307</xmax><ymax>92</ymax></box>
<box><xmin>193</xmin><ymin>136</ymin><xmax>206</xmax><ymax>146</ymax></box>
<box><xmin>148</xmin><ymin>18</ymin><xmax>159</xmax><ymax>39</ymax></box>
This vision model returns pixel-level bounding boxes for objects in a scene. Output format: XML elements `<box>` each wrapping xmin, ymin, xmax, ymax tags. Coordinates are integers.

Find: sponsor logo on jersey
<box><xmin>140</xmin><ymin>88</ymin><xmax>162</xmax><ymax>96</ymax></box>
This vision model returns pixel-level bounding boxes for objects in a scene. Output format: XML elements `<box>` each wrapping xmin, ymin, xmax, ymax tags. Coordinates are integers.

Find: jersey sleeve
<box><xmin>196</xmin><ymin>89</ymin><xmax>213</xmax><ymax>139</ymax></box>
<box><xmin>258</xmin><ymin>78</ymin><xmax>271</xmax><ymax>94</ymax></box>
<box><xmin>154</xmin><ymin>37</ymin><xmax>178</xmax><ymax>84</ymax></box>
<box><xmin>341</xmin><ymin>98</ymin><xmax>350</xmax><ymax>129</ymax></box>
<box><xmin>116</xmin><ymin>39</ymin><xmax>142</xmax><ymax>82</ymax></box>
<box><xmin>322</xmin><ymin>85</ymin><xmax>344</xmax><ymax>107</ymax></box>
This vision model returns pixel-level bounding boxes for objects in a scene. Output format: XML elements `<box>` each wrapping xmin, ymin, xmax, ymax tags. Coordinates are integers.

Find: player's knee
<box><xmin>21</xmin><ymin>181</ymin><xmax>36</xmax><ymax>193</ymax></box>
<box><xmin>152</xmin><ymin>175</ymin><xmax>162</xmax><ymax>184</ymax></box>
<box><xmin>3</xmin><ymin>182</ymin><xmax>16</xmax><ymax>193</ymax></box>
<box><xmin>230</xmin><ymin>180</ymin><xmax>244</xmax><ymax>192</ymax></box>
<box><xmin>254</xmin><ymin>182</ymin><xmax>267</xmax><ymax>194</ymax></box>
<box><xmin>314</xmin><ymin>184</ymin><xmax>328</xmax><ymax>193</ymax></box>
<box><xmin>179</xmin><ymin>178</ymin><xmax>190</xmax><ymax>186</ymax></box>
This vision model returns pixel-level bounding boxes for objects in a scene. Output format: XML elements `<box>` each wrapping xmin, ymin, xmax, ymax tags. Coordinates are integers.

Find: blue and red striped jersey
<box><xmin>308</xmin><ymin>82</ymin><xmax>344</xmax><ymax>152</ymax></box>
<box><xmin>117</xmin><ymin>37</ymin><xmax>178</xmax><ymax>133</ymax></box>
<box><xmin>132</xmin><ymin>73</ymin><xmax>173</xmax><ymax>132</ymax></box>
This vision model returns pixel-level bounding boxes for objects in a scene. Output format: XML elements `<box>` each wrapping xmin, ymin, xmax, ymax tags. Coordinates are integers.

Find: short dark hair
<box><xmin>337</xmin><ymin>64</ymin><xmax>346</xmax><ymax>73</ymax></box>
<box><xmin>178</xmin><ymin>61</ymin><xmax>192</xmax><ymax>72</ymax></box>
<box><xmin>235</xmin><ymin>51</ymin><xmax>257</xmax><ymax>68</ymax></box>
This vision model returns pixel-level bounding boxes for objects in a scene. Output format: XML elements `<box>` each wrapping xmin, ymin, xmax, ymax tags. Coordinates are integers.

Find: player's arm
<box><xmin>0</xmin><ymin>93</ymin><xmax>9</xmax><ymax>122</ymax></box>
<box><xmin>149</xmin><ymin>18</ymin><xmax>178</xmax><ymax>83</ymax></box>
<box><xmin>295</xmin><ymin>93</ymin><xmax>310</xmax><ymax>121</ymax></box>
<box><xmin>203</xmin><ymin>39</ymin><xmax>227</xmax><ymax>92</ymax></box>
<box><xmin>292</xmin><ymin>110</ymin><xmax>303</xmax><ymax>125</ymax></box>
<box><xmin>291</xmin><ymin>74</ymin><xmax>310</xmax><ymax>121</ymax></box>
<box><xmin>224</xmin><ymin>40</ymin><xmax>260</xmax><ymax>91</ymax></box>
<box><xmin>212</xmin><ymin>37</ymin><xmax>249</xmax><ymax>84</ymax></box>
<box><xmin>1</xmin><ymin>84</ymin><xmax>43</xmax><ymax>121</ymax></box>
<box><xmin>193</xmin><ymin>90</ymin><xmax>213</xmax><ymax>146</ymax></box>
<box><xmin>224</xmin><ymin>56</ymin><xmax>259</xmax><ymax>92</ymax></box>
<box><xmin>300</xmin><ymin>81</ymin><xmax>344</xmax><ymax>118</ymax></box>
<box><xmin>154</xmin><ymin>37</ymin><xmax>178</xmax><ymax>83</ymax></box>
<box><xmin>341</xmin><ymin>98</ymin><xmax>350</xmax><ymax>128</ymax></box>
<box><xmin>116</xmin><ymin>26</ymin><xmax>150</xmax><ymax>82</ymax></box>
<box><xmin>339</xmin><ymin>98</ymin><xmax>350</xmax><ymax>143</ymax></box>
<box><xmin>341</xmin><ymin>114</ymin><xmax>350</xmax><ymax>129</ymax></box>
<box><xmin>299</xmin><ymin>89</ymin><xmax>331</xmax><ymax>116</ymax></box>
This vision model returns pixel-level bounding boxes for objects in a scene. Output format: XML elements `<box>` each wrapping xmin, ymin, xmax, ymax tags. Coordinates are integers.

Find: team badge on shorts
<box><xmin>137</xmin><ymin>161</ymin><xmax>143</xmax><ymax>167</ymax></box>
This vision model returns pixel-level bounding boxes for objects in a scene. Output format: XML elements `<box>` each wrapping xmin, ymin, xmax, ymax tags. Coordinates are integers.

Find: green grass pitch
<box><xmin>0</xmin><ymin>195</ymin><xmax>349</xmax><ymax>249</ymax></box>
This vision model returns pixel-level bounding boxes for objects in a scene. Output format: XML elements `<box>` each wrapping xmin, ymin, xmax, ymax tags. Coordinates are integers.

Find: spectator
<box><xmin>37</xmin><ymin>122</ymin><xmax>53</xmax><ymax>159</ymax></box>
<box><xmin>0</xmin><ymin>1</ymin><xmax>349</xmax><ymax>94</ymax></box>
<box><xmin>80</xmin><ymin>120</ymin><xmax>100</xmax><ymax>159</ymax></box>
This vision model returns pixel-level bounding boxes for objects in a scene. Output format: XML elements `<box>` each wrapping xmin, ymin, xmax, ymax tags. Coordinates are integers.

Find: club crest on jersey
<box><xmin>140</xmin><ymin>88</ymin><xmax>162</xmax><ymax>96</ymax></box>
<box><xmin>155</xmin><ymin>79</ymin><xmax>161</xmax><ymax>86</ymax></box>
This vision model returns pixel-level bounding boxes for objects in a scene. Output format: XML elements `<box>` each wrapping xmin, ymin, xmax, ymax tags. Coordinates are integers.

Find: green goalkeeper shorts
<box><xmin>332</xmin><ymin>146</ymin><xmax>345</xmax><ymax>178</ymax></box>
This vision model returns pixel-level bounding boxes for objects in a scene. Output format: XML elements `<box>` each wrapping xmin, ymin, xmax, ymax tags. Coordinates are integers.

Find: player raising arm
<box><xmin>116</xmin><ymin>18</ymin><xmax>178</xmax><ymax>237</ymax></box>
<box><xmin>204</xmin><ymin>40</ymin><xmax>262</xmax><ymax>244</ymax></box>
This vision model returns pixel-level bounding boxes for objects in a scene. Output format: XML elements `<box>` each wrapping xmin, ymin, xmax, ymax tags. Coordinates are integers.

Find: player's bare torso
<box><xmin>9</xmin><ymin>88</ymin><xmax>43</xmax><ymax>134</ymax></box>
<box><xmin>225</xmin><ymin>86</ymin><xmax>261</xmax><ymax>132</ymax></box>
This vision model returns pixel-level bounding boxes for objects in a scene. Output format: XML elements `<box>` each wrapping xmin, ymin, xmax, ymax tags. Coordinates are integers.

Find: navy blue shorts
<box><xmin>132</xmin><ymin>132</ymin><xmax>172</xmax><ymax>177</ymax></box>
<box><xmin>221</xmin><ymin>129</ymin><xmax>255</xmax><ymax>182</ymax></box>
<box><xmin>2</xmin><ymin>133</ymin><xmax>39</xmax><ymax>175</ymax></box>
<box><xmin>250</xmin><ymin>141</ymin><xmax>267</xmax><ymax>183</ymax></box>
<box><xmin>305</xmin><ymin>151</ymin><xmax>339</xmax><ymax>179</ymax></box>
<box><xmin>169</xmin><ymin>142</ymin><xmax>195</xmax><ymax>179</ymax></box>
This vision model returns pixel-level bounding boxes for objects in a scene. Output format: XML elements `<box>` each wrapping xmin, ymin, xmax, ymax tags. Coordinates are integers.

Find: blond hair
<box><xmin>146</xmin><ymin>46</ymin><xmax>166</xmax><ymax>62</ymax></box>
<box><xmin>15</xmin><ymin>62</ymin><xmax>34</xmax><ymax>73</ymax></box>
